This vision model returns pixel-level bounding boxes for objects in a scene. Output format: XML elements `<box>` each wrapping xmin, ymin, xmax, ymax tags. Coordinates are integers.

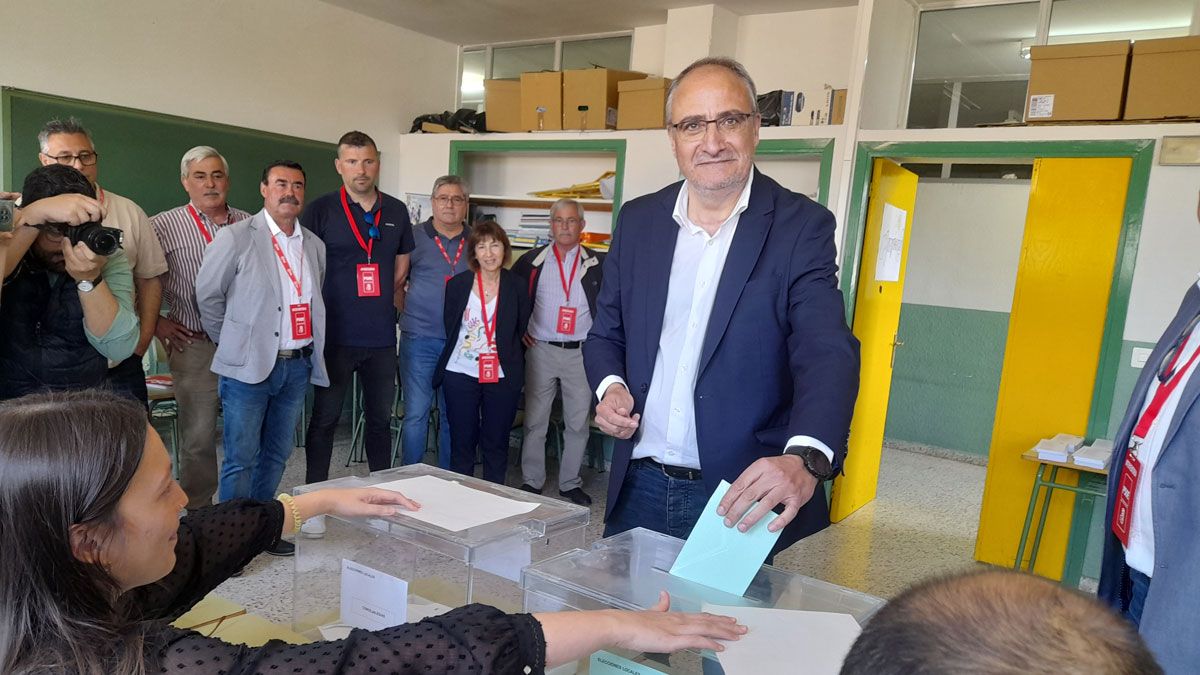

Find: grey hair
<box><xmin>665</xmin><ymin>57</ymin><xmax>759</xmax><ymax>124</ymax></box>
<box><xmin>549</xmin><ymin>198</ymin><xmax>584</xmax><ymax>220</ymax></box>
<box><xmin>179</xmin><ymin>146</ymin><xmax>229</xmax><ymax>179</ymax></box>
<box><xmin>38</xmin><ymin>117</ymin><xmax>94</xmax><ymax>154</ymax></box>
<box><xmin>432</xmin><ymin>174</ymin><xmax>470</xmax><ymax>197</ymax></box>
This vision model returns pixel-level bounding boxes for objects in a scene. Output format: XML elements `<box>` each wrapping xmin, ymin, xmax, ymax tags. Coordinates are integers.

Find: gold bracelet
<box><xmin>277</xmin><ymin>493</ymin><xmax>302</xmax><ymax>533</ymax></box>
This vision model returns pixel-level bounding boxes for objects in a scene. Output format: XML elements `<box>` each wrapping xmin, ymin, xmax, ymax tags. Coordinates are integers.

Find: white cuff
<box><xmin>596</xmin><ymin>375</ymin><xmax>628</xmax><ymax>402</ymax></box>
<box><xmin>785</xmin><ymin>435</ymin><xmax>835</xmax><ymax>465</ymax></box>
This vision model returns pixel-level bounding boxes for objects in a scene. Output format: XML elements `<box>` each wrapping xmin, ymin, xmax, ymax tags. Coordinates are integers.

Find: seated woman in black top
<box><xmin>0</xmin><ymin>390</ymin><xmax>745</xmax><ymax>674</ymax></box>
<box><xmin>436</xmin><ymin>220</ymin><xmax>531</xmax><ymax>484</ymax></box>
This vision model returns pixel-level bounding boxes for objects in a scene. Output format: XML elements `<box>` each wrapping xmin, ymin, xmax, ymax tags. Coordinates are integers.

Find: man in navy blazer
<box><xmin>584</xmin><ymin>57</ymin><xmax>859</xmax><ymax>554</ymax></box>
<box><xmin>1098</xmin><ymin>189</ymin><xmax>1200</xmax><ymax>673</ymax></box>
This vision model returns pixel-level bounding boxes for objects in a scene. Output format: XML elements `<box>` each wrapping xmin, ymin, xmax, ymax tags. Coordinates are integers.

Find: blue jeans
<box><xmin>217</xmin><ymin>356</ymin><xmax>310</xmax><ymax>502</ymax></box>
<box><xmin>604</xmin><ymin>460</ymin><xmax>708</xmax><ymax>540</ymax></box>
<box><xmin>1126</xmin><ymin>568</ymin><xmax>1152</xmax><ymax>627</ymax></box>
<box><xmin>399</xmin><ymin>334</ymin><xmax>451</xmax><ymax>468</ymax></box>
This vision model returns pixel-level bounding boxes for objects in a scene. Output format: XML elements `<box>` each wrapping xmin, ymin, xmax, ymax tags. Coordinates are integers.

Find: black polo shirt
<box><xmin>303</xmin><ymin>188</ymin><xmax>415</xmax><ymax>349</ymax></box>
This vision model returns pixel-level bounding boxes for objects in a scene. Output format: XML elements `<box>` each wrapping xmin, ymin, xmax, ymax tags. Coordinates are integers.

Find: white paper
<box><xmin>407</xmin><ymin>595</ymin><xmax>455</xmax><ymax>623</ymax></box>
<box><xmin>1028</xmin><ymin>94</ymin><xmax>1054</xmax><ymax>119</ymax></box>
<box><xmin>372</xmin><ymin>474</ymin><xmax>538</xmax><ymax>532</ymax></box>
<box><xmin>476</xmin><ymin>535</ymin><xmax>533</xmax><ymax>583</ymax></box>
<box><xmin>340</xmin><ymin>559</ymin><xmax>408</xmax><ymax>631</ymax></box>
<box><xmin>874</xmin><ymin>203</ymin><xmax>907</xmax><ymax>282</ymax></box>
<box><xmin>705</xmin><ymin>604</ymin><xmax>861</xmax><ymax>675</ymax></box>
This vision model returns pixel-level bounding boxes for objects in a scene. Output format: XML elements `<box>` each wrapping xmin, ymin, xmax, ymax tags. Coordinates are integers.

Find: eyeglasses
<box><xmin>433</xmin><ymin>195</ymin><xmax>467</xmax><ymax>206</ymax></box>
<box><xmin>667</xmin><ymin>112</ymin><xmax>758</xmax><ymax>140</ymax></box>
<box><xmin>42</xmin><ymin>151</ymin><xmax>100</xmax><ymax>167</ymax></box>
<box><xmin>550</xmin><ymin>217</ymin><xmax>582</xmax><ymax>226</ymax></box>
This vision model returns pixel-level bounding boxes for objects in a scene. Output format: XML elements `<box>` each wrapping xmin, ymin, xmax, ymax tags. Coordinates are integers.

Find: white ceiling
<box><xmin>318</xmin><ymin>0</ymin><xmax>857</xmax><ymax>45</ymax></box>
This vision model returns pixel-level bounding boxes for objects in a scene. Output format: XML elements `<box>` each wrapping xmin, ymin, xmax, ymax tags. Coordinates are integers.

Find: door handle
<box><xmin>890</xmin><ymin>335</ymin><xmax>905</xmax><ymax>368</ymax></box>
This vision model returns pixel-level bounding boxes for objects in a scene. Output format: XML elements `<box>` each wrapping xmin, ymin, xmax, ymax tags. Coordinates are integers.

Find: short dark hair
<box><xmin>466</xmin><ymin>219</ymin><xmax>511</xmax><ymax>272</ymax></box>
<box><xmin>38</xmin><ymin>117</ymin><xmax>94</xmax><ymax>154</ymax></box>
<box><xmin>337</xmin><ymin>130</ymin><xmax>377</xmax><ymax>152</ymax></box>
<box><xmin>21</xmin><ymin>164</ymin><xmax>97</xmax><ymax>207</ymax></box>
<box><xmin>840</xmin><ymin>570</ymin><xmax>1162</xmax><ymax>675</ymax></box>
<box><xmin>261</xmin><ymin>160</ymin><xmax>306</xmax><ymax>185</ymax></box>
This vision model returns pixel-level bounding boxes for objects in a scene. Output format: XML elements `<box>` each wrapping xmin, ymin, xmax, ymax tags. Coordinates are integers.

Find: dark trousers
<box><xmin>304</xmin><ymin>345</ymin><xmax>397</xmax><ymax>484</ymax></box>
<box><xmin>442</xmin><ymin>370</ymin><xmax>522</xmax><ymax>484</ymax></box>
<box><xmin>1126</xmin><ymin>568</ymin><xmax>1152</xmax><ymax>627</ymax></box>
<box><xmin>106</xmin><ymin>353</ymin><xmax>148</xmax><ymax>408</ymax></box>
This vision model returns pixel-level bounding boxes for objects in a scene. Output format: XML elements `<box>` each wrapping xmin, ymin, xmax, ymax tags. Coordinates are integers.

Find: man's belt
<box><xmin>632</xmin><ymin>457</ymin><xmax>702</xmax><ymax>480</ymax></box>
<box><xmin>277</xmin><ymin>346</ymin><xmax>313</xmax><ymax>359</ymax></box>
<box><xmin>545</xmin><ymin>340</ymin><xmax>582</xmax><ymax>349</ymax></box>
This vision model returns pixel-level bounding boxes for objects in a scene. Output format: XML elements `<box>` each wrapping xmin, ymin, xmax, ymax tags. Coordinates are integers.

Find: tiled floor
<box><xmin>212</xmin><ymin>430</ymin><xmax>988</xmax><ymax>624</ymax></box>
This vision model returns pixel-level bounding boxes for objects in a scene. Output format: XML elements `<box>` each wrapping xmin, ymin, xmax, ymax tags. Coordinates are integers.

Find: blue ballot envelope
<box><xmin>669</xmin><ymin>480</ymin><xmax>783</xmax><ymax>596</ymax></box>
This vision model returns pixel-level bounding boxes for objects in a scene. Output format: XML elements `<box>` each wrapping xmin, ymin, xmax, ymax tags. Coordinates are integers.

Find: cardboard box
<box><xmin>1025</xmin><ymin>40</ymin><xmax>1130</xmax><ymax>122</ymax></box>
<box><xmin>617</xmin><ymin>77</ymin><xmax>671</xmax><ymax>130</ymax></box>
<box><xmin>520</xmin><ymin>71</ymin><xmax>563</xmax><ymax>131</ymax></box>
<box><xmin>563</xmin><ymin>68</ymin><xmax>647</xmax><ymax>130</ymax></box>
<box><xmin>1124</xmin><ymin>36</ymin><xmax>1200</xmax><ymax>120</ymax></box>
<box><xmin>830</xmin><ymin>89</ymin><xmax>848</xmax><ymax>125</ymax></box>
<box><xmin>483</xmin><ymin>79</ymin><xmax>522</xmax><ymax>132</ymax></box>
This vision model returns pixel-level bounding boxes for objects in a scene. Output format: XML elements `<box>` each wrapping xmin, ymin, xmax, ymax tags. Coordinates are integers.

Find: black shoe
<box><xmin>519</xmin><ymin>483</ymin><xmax>541</xmax><ymax>495</ymax></box>
<box><xmin>266</xmin><ymin>539</ymin><xmax>295</xmax><ymax>557</ymax></box>
<box><xmin>559</xmin><ymin>488</ymin><xmax>593</xmax><ymax>506</ymax></box>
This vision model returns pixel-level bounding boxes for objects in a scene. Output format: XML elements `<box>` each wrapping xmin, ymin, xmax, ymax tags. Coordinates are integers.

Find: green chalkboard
<box><xmin>1</xmin><ymin>88</ymin><xmax>339</xmax><ymax>217</ymax></box>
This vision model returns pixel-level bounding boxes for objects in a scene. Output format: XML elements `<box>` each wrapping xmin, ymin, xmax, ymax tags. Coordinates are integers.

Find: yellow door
<box><xmin>974</xmin><ymin>157</ymin><xmax>1130</xmax><ymax>577</ymax></box>
<box><xmin>830</xmin><ymin>159</ymin><xmax>918</xmax><ymax>522</ymax></box>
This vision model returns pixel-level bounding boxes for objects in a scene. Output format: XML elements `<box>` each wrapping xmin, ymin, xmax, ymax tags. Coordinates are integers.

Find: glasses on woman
<box><xmin>667</xmin><ymin>112</ymin><xmax>758</xmax><ymax>140</ymax></box>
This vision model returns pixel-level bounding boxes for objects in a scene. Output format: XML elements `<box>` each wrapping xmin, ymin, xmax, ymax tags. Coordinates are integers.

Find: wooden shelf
<box><xmin>471</xmin><ymin>194</ymin><xmax>613</xmax><ymax>212</ymax></box>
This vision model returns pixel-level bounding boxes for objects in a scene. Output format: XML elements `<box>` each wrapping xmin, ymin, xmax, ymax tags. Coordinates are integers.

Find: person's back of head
<box><xmin>840</xmin><ymin>569</ymin><xmax>1161</xmax><ymax>675</ymax></box>
<box><xmin>22</xmin><ymin>163</ymin><xmax>96</xmax><ymax>206</ymax></box>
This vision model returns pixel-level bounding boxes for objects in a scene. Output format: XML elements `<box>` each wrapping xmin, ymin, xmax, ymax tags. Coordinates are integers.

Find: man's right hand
<box><xmin>595</xmin><ymin>383</ymin><xmax>640</xmax><ymax>439</ymax></box>
<box><xmin>155</xmin><ymin>316</ymin><xmax>197</xmax><ymax>353</ymax></box>
<box><xmin>19</xmin><ymin>193</ymin><xmax>105</xmax><ymax>228</ymax></box>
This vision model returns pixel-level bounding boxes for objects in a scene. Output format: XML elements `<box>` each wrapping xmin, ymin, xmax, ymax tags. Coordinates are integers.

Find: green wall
<box><xmin>884</xmin><ymin>303</ymin><xmax>1010</xmax><ymax>456</ymax></box>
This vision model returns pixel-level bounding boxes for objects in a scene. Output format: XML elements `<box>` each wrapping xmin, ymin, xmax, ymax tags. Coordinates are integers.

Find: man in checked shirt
<box><xmin>150</xmin><ymin>146</ymin><xmax>251</xmax><ymax>510</ymax></box>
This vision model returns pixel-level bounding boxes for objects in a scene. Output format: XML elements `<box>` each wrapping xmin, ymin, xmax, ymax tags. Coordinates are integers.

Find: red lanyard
<box><xmin>1132</xmin><ymin>334</ymin><xmax>1200</xmax><ymax>443</ymax></box>
<box><xmin>339</xmin><ymin>186</ymin><xmax>379</xmax><ymax>262</ymax></box>
<box><xmin>435</xmin><ymin>235</ymin><xmax>465</xmax><ymax>274</ymax></box>
<box><xmin>476</xmin><ymin>273</ymin><xmax>497</xmax><ymax>350</ymax></box>
<box><xmin>270</xmin><ymin>234</ymin><xmax>304</xmax><ymax>296</ymax></box>
<box><xmin>553</xmin><ymin>245</ymin><xmax>580</xmax><ymax>302</ymax></box>
<box><xmin>186</xmin><ymin>204</ymin><xmax>213</xmax><ymax>244</ymax></box>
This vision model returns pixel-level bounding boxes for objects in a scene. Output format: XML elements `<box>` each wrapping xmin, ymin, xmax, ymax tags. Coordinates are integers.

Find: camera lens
<box><xmin>72</xmin><ymin>223</ymin><xmax>124</xmax><ymax>256</ymax></box>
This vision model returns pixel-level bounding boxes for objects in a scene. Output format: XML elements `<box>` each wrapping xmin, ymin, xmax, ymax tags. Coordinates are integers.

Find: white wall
<box><xmin>858</xmin><ymin>0</ymin><xmax>918</xmax><ymax>130</ymax></box>
<box><xmin>631</xmin><ymin>24</ymin><xmax>667</xmax><ymax>77</ymax></box>
<box><xmin>0</xmin><ymin>0</ymin><xmax>458</xmax><ymax>194</ymax></box>
<box><xmin>735</xmin><ymin>7</ymin><xmax>858</xmax><ymax>111</ymax></box>
<box><xmin>903</xmin><ymin>180</ymin><xmax>1030</xmax><ymax>312</ymax></box>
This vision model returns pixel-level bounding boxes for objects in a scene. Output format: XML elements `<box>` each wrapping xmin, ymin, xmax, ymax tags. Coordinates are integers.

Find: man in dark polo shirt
<box><xmin>300</xmin><ymin>131</ymin><xmax>414</xmax><ymax>536</ymax></box>
<box><xmin>398</xmin><ymin>175</ymin><xmax>471</xmax><ymax>470</ymax></box>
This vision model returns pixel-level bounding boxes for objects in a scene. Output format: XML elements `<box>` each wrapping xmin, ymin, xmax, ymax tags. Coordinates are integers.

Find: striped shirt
<box><xmin>151</xmin><ymin>203</ymin><xmax>252</xmax><ymax>334</ymax></box>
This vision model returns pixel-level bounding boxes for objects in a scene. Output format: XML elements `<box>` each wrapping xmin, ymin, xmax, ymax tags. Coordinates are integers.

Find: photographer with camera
<box><xmin>0</xmin><ymin>164</ymin><xmax>138</xmax><ymax>400</ymax></box>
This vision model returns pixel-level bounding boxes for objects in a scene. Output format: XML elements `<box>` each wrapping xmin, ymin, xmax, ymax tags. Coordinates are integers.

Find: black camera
<box><xmin>39</xmin><ymin>221</ymin><xmax>124</xmax><ymax>256</ymax></box>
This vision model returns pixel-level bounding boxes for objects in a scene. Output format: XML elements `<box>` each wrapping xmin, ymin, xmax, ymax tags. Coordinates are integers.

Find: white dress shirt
<box><xmin>529</xmin><ymin>244</ymin><xmax>592</xmax><ymax>342</ymax></box>
<box><xmin>596</xmin><ymin>178</ymin><xmax>833</xmax><ymax>469</ymax></box>
<box><xmin>1124</xmin><ymin>276</ymin><xmax>1200</xmax><ymax>576</ymax></box>
<box><xmin>265</xmin><ymin>211</ymin><xmax>314</xmax><ymax>350</ymax></box>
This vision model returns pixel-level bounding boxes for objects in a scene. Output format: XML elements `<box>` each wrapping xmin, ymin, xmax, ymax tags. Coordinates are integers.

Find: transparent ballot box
<box><xmin>292</xmin><ymin>464</ymin><xmax>589</xmax><ymax>640</ymax></box>
<box><xmin>522</xmin><ymin>527</ymin><xmax>884</xmax><ymax>674</ymax></box>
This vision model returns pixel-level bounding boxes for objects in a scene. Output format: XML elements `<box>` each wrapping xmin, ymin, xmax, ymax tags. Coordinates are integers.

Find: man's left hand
<box><xmin>62</xmin><ymin>239</ymin><xmax>106</xmax><ymax>283</ymax></box>
<box><xmin>718</xmin><ymin>455</ymin><xmax>818</xmax><ymax>533</ymax></box>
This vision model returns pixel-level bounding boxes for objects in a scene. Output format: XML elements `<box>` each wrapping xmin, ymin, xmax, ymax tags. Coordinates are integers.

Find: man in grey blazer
<box><xmin>1098</xmin><ymin>189</ymin><xmax>1200</xmax><ymax>673</ymax></box>
<box><xmin>196</xmin><ymin>160</ymin><xmax>327</xmax><ymax>556</ymax></box>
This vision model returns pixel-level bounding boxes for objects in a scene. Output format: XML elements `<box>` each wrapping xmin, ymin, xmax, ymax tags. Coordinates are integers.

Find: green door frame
<box><xmin>448</xmin><ymin>139</ymin><xmax>628</xmax><ymax>221</ymax></box>
<box><xmin>840</xmin><ymin>139</ymin><xmax>1155</xmax><ymax>586</ymax></box>
<box><xmin>755</xmin><ymin>138</ymin><xmax>837</xmax><ymax>207</ymax></box>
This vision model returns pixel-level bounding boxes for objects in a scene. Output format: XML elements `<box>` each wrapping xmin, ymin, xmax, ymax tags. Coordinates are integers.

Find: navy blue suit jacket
<box><xmin>583</xmin><ymin>170</ymin><xmax>860</xmax><ymax>552</ymax></box>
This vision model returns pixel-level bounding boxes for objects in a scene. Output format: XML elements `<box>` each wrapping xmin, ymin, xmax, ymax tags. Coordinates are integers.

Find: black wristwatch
<box><xmin>782</xmin><ymin>444</ymin><xmax>834</xmax><ymax>481</ymax></box>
